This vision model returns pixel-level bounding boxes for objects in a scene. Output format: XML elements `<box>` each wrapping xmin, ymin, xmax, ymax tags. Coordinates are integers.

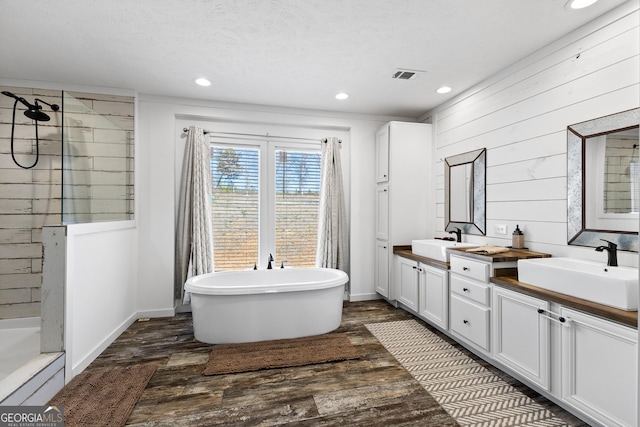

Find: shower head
<box><xmin>25</xmin><ymin>99</ymin><xmax>60</xmax><ymax>121</ymax></box>
<box><xmin>1</xmin><ymin>91</ymin><xmax>60</xmax><ymax>121</ymax></box>
<box><xmin>24</xmin><ymin>108</ymin><xmax>51</xmax><ymax>122</ymax></box>
<box><xmin>2</xmin><ymin>91</ymin><xmax>60</xmax><ymax>169</ymax></box>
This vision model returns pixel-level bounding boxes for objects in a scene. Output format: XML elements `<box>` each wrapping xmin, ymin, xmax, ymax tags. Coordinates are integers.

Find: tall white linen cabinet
<box><xmin>374</xmin><ymin>121</ymin><xmax>432</xmax><ymax>300</ymax></box>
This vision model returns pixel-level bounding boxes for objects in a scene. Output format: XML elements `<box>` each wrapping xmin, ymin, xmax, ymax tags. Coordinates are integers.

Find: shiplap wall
<box><xmin>0</xmin><ymin>87</ymin><xmax>135</xmax><ymax>319</ymax></box>
<box><xmin>0</xmin><ymin>87</ymin><xmax>62</xmax><ymax>319</ymax></box>
<box><xmin>431</xmin><ymin>3</ymin><xmax>639</xmax><ymax>266</ymax></box>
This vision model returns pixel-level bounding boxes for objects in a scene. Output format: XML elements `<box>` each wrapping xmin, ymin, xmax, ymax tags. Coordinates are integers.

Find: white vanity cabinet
<box><xmin>492</xmin><ymin>286</ymin><xmax>550</xmax><ymax>391</ymax></box>
<box><xmin>449</xmin><ymin>255</ymin><xmax>492</xmax><ymax>354</ymax></box>
<box><xmin>395</xmin><ymin>256</ymin><xmax>419</xmax><ymax>312</ymax></box>
<box><xmin>559</xmin><ymin>307</ymin><xmax>637</xmax><ymax>427</ymax></box>
<box><xmin>394</xmin><ymin>255</ymin><xmax>449</xmax><ymax>328</ymax></box>
<box><xmin>374</xmin><ymin>121</ymin><xmax>431</xmax><ymax>301</ymax></box>
<box><xmin>419</xmin><ymin>264</ymin><xmax>449</xmax><ymax>330</ymax></box>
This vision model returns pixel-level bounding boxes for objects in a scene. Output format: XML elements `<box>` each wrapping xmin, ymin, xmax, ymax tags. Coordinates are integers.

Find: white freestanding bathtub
<box><xmin>184</xmin><ymin>267</ymin><xmax>349</xmax><ymax>344</ymax></box>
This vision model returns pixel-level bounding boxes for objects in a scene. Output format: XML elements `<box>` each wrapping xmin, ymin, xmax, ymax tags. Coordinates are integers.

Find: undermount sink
<box><xmin>411</xmin><ymin>239</ymin><xmax>476</xmax><ymax>262</ymax></box>
<box><xmin>517</xmin><ymin>257</ymin><xmax>639</xmax><ymax>311</ymax></box>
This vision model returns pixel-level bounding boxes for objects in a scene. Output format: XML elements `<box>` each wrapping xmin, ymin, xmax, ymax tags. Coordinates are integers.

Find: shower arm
<box><xmin>34</xmin><ymin>98</ymin><xmax>60</xmax><ymax>112</ymax></box>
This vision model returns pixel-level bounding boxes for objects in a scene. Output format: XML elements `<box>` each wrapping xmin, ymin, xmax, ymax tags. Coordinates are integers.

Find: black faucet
<box><xmin>595</xmin><ymin>239</ymin><xmax>618</xmax><ymax>267</ymax></box>
<box><xmin>449</xmin><ymin>227</ymin><xmax>462</xmax><ymax>243</ymax></box>
<box><xmin>267</xmin><ymin>253</ymin><xmax>274</xmax><ymax>269</ymax></box>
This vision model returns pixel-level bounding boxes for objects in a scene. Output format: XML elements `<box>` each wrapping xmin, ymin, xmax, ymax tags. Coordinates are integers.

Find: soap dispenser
<box><xmin>512</xmin><ymin>225</ymin><xmax>524</xmax><ymax>249</ymax></box>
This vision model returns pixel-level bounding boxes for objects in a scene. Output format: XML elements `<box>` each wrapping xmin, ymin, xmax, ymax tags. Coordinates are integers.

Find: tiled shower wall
<box><xmin>0</xmin><ymin>86</ymin><xmax>134</xmax><ymax>319</ymax></box>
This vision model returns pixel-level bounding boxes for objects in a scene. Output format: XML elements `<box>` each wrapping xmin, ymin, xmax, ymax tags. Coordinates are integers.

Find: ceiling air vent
<box><xmin>392</xmin><ymin>69</ymin><xmax>424</xmax><ymax>80</ymax></box>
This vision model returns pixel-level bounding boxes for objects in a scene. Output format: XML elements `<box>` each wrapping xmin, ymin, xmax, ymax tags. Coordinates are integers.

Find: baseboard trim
<box><xmin>137</xmin><ymin>308</ymin><xmax>176</xmax><ymax>318</ymax></box>
<box><xmin>69</xmin><ymin>313</ymin><xmax>137</xmax><ymax>380</ymax></box>
<box><xmin>348</xmin><ymin>293</ymin><xmax>382</xmax><ymax>302</ymax></box>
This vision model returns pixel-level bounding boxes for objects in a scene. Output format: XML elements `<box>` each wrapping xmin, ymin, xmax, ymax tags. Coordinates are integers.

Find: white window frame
<box><xmin>210</xmin><ymin>137</ymin><xmax>321</xmax><ymax>269</ymax></box>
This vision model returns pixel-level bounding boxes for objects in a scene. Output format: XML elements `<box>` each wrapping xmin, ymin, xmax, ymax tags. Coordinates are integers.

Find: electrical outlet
<box><xmin>495</xmin><ymin>224</ymin><xmax>507</xmax><ymax>235</ymax></box>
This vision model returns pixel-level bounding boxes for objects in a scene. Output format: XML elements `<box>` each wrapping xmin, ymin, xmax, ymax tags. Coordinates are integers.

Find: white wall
<box><xmin>136</xmin><ymin>97</ymin><xmax>413</xmax><ymax>308</ymax></box>
<box><xmin>64</xmin><ymin>221</ymin><xmax>137</xmax><ymax>379</ymax></box>
<box><xmin>427</xmin><ymin>1</ymin><xmax>639</xmax><ymax>268</ymax></box>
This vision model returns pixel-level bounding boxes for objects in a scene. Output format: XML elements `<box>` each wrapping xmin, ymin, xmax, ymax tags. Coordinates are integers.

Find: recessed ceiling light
<box><xmin>195</xmin><ymin>78</ymin><xmax>211</xmax><ymax>87</ymax></box>
<box><xmin>436</xmin><ymin>86</ymin><xmax>452</xmax><ymax>94</ymax></box>
<box><xmin>335</xmin><ymin>92</ymin><xmax>349</xmax><ymax>100</ymax></box>
<box><xmin>566</xmin><ymin>0</ymin><xmax>598</xmax><ymax>9</ymax></box>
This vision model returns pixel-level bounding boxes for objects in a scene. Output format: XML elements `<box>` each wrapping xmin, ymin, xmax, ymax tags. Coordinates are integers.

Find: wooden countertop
<box><xmin>491</xmin><ymin>276</ymin><xmax>637</xmax><ymax>328</ymax></box>
<box><xmin>447</xmin><ymin>247</ymin><xmax>552</xmax><ymax>263</ymax></box>
<box><xmin>393</xmin><ymin>246</ymin><xmax>449</xmax><ymax>270</ymax></box>
<box><xmin>393</xmin><ymin>245</ymin><xmax>551</xmax><ymax>270</ymax></box>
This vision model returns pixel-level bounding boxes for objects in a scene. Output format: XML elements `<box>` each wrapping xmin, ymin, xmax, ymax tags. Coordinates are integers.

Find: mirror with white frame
<box><xmin>445</xmin><ymin>148</ymin><xmax>486</xmax><ymax>235</ymax></box>
<box><xmin>567</xmin><ymin>108</ymin><xmax>640</xmax><ymax>251</ymax></box>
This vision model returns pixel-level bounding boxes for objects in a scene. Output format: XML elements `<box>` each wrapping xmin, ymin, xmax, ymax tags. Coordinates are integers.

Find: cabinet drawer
<box><xmin>450</xmin><ymin>294</ymin><xmax>490</xmax><ymax>352</ymax></box>
<box><xmin>450</xmin><ymin>275</ymin><xmax>490</xmax><ymax>306</ymax></box>
<box><xmin>450</xmin><ymin>256</ymin><xmax>489</xmax><ymax>283</ymax></box>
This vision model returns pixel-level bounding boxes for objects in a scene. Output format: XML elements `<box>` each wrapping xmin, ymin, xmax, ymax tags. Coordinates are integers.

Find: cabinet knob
<box><xmin>463</xmin><ymin>320</ymin><xmax>469</xmax><ymax>324</ymax></box>
<box><xmin>559</xmin><ymin>317</ymin><xmax>566</xmax><ymax>323</ymax></box>
<box><xmin>412</xmin><ymin>266</ymin><xmax>417</xmax><ymax>270</ymax></box>
<box><xmin>537</xmin><ymin>308</ymin><xmax>545</xmax><ymax>314</ymax></box>
<box><xmin>463</xmin><ymin>287</ymin><xmax>469</xmax><ymax>292</ymax></box>
<box><xmin>462</xmin><ymin>266</ymin><xmax>469</xmax><ymax>271</ymax></box>
<box><xmin>383</xmin><ymin>188</ymin><xmax>387</xmax><ymax>192</ymax></box>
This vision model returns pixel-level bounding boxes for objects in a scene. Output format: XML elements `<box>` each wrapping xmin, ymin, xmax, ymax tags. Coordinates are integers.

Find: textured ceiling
<box><xmin>0</xmin><ymin>0</ymin><xmax>631</xmax><ymax>117</ymax></box>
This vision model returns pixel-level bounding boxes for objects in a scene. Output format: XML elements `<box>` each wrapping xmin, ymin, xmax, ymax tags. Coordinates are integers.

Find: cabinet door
<box><xmin>560</xmin><ymin>307</ymin><xmax>637</xmax><ymax>427</ymax></box>
<box><xmin>374</xmin><ymin>241</ymin><xmax>390</xmax><ymax>298</ymax></box>
<box><xmin>419</xmin><ymin>264</ymin><xmax>448</xmax><ymax>330</ymax></box>
<box><xmin>396</xmin><ymin>256</ymin><xmax>418</xmax><ymax>311</ymax></box>
<box><xmin>375</xmin><ymin>125</ymin><xmax>389</xmax><ymax>183</ymax></box>
<box><xmin>375</xmin><ymin>184</ymin><xmax>389</xmax><ymax>240</ymax></box>
<box><xmin>492</xmin><ymin>287</ymin><xmax>550</xmax><ymax>390</ymax></box>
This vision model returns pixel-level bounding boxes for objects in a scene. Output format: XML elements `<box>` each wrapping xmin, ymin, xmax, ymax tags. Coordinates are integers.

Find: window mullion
<box><xmin>261</xmin><ymin>142</ymin><xmax>275</xmax><ymax>267</ymax></box>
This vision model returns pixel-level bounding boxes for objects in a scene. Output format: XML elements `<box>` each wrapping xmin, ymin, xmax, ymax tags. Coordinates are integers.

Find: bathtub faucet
<box><xmin>267</xmin><ymin>253</ymin><xmax>274</xmax><ymax>269</ymax></box>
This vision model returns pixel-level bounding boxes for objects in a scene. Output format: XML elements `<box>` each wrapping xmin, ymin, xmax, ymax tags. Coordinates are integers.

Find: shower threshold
<box><xmin>0</xmin><ymin>352</ymin><xmax>64</xmax><ymax>405</ymax></box>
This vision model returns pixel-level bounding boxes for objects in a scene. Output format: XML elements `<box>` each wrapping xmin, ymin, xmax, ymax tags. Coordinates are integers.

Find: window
<box><xmin>210</xmin><ymin>139</ymin><xmax>321</xmax><ymax>270</ymax></box>
<box><xmin>275</xmin><ymin>150</ymin><xmax>321</xmax><ymax>267</ymax></box>
<box><xmin>210</xmin><ymin>145</ymin><xmax>259</xmax><ymax>270</ymax></box>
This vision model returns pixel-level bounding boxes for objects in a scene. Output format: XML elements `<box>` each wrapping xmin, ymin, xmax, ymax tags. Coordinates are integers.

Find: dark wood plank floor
<box><xmin>84</xmin><ymin>300</ymin><xmax>587</xmax><ymax>426</ymax></box>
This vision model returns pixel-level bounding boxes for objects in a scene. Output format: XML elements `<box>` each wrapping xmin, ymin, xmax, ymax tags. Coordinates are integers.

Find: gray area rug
<box><xmin>366</xmin><ymin>319</ymin><xmax>576</xmax><ymax>427</ymax></box>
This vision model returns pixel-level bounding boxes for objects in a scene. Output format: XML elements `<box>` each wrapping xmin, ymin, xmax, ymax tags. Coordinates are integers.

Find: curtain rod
<box><xmin>182</xmin><ymin>128</ymin><xmax>341</xmax><ymax>143</ymax></box>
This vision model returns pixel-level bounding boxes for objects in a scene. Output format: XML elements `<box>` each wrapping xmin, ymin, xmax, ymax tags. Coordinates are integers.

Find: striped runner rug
<box><xmin>366</xmin><ymin>319</ymin><xmax>576</xmax><ymax>427</ymax></box>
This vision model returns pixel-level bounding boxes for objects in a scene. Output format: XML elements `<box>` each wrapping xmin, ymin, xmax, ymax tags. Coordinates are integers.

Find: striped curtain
<box><xmin>175</xmin><ymin>126</ymin><xmax>214</xmax><ymax>304</ymax></box>
<box><xmin>316</xmin><ymin>137</ymin><xmax>349</xmax><ymax>285</ymax></box>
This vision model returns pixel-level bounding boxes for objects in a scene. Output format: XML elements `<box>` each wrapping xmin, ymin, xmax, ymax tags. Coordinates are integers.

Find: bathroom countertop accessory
<box><xmin>512</xmin><ymin>225</ymin><xmax>524</xmax><ymax>249</ymax></box>
<box><xmin>466</xmin><ymin>245</ymin><xmax>510</xmax><ymax>255</ymax></box>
